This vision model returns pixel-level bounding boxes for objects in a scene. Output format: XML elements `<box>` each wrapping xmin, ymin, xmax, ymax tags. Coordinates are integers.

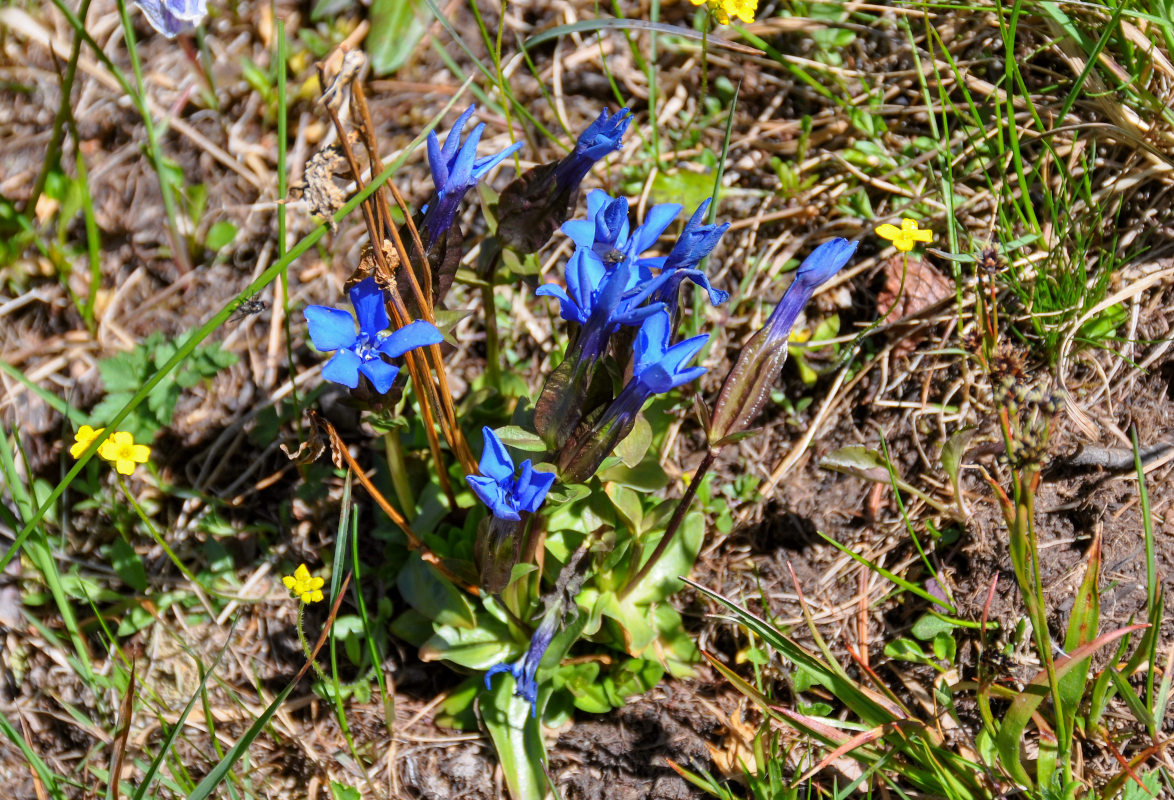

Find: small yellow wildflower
<box><xmin>875</xmin><ymin>218</ymin><xmax>933</xmax><ymax>253</ymax></box>
<box><xmin>69</xmin><ymin>425</ymin><xmax>105</xmax><ymax>459</ymax></box>
<box><xmin>283</xmin><ymin>564</ymin><xmax>325</xmax><ymax>604</ymax></box>
<box><xmin>690</xmin><ymin>0</ymin><xmax>757</xmax><ymax>24</ymax></box>
<box><xmin>98</xmin><ymin>431</ymin><xmax>151</xmax><ymax>476</ymax></box>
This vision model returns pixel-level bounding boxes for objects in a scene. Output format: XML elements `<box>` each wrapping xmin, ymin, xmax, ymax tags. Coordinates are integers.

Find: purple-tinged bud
<box><xmin>496</xmin><ymin>108</ymin><xmax>631</xmax><ymax>254</ymax></box>
<box><xmin>707</xmin><ymin>238</ymin><xmax>857</xmax><ymax>446</ymax></box>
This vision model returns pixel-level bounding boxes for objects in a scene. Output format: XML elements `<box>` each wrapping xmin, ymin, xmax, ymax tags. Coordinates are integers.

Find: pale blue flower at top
<box><xmin>484</xmin><ymin>603</ymin><xmax>561</xmax><ymax>717</ymax></box>
<box><xmin>303</xmin><ymin>277</ymin><xmax>443</xmax><ymax>394</ymax></box>
<box><xmin>467</xmin><ymin>427</ymin><xmax>556</xmax><ymax>522</ymax></box>
<box><xmin>134</xmin><ymin>0</ymin><xmax>207</xmax><ymax>38</ymax></box>
<box><xmin>422</xmin><ymin>105</ymin><xmax>524</xmax><ymax>247</ymax></box>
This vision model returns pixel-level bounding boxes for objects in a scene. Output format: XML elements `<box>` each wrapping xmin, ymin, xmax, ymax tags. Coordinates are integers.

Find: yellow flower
<box><xmin>70</xmin><ymin>425</ymin><xmax>105</xmax><ymax>459</ymax></box>
<box><xmin>690</xmin><ymin>0</ymin><xmax>757</xmax><ymax>24</ymax></box>
<box><xmin>283</xmin><ymin>564</ymin><xmax>325</xmax><ymax>604</ymax></box>
<box><xmin>97</xmin><ymin>431</ymin><xmax>151</xmax><ymax>476</ymax></box>
<box><xmin>875</xmin><ymin>218</ymin><xmax>933</xmax><ymax>253</ymax></box>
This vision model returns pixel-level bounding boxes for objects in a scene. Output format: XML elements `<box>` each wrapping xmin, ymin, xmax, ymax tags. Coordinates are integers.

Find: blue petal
<box><xmin>349</xmin><ymin>278</ymin><xmax>389</xmax><ymax>338</ymax></box>
<box><xmin>514</xmin><ymin>464</ymin><xmax>555</xmax><ymax>513</ymax></box>
<box><xmin>535</xmin><ymin>284</ymin><xmax>585</xmax><ymax>324</ymax></box>
<box><xmin>442</xmin><ymin>105</ymin><xmax>477</xmax><ymax>165</ymax></box>
<box><xmin>378</xmin><ymin>320</ymin><xmax>444</xmax><ymax>358</ymax></box>
<box><xmin>426</xmin><ymin>130</ymin><xmax>448</xmax><ymax>191</ymax></box>
<box><xmin>134</xmin><ymin>0</ymin><xmax>206</xmax><ymax>38</ymax></box>
<box><xmin>627</xmin><ymin>203</ymin><xmax>681</xmax><ymax>255</ymax></box>
<box><xmin>634</xmin><ymin>309</ymin><xmax>672</xmax><ymax>373</ymax></box>
<box><xmin>449</xmin><ymin>123</ymin><xmax>485</xmax><ymax>189</ymax></box>
<box><xmin>477</xmin><ymin>426</ymin><xmax>515</xmax><ymax>483</ymax></box>
<box><xmin>484</xmin><ymin>660</ymin><xmax>517</xmax><ymax>690</ymax></box>
<box><xmin>468</xmin><ymin>475</ymin><xmax>519</xmax><ymax>521</ymax></box>
<box><xmin>561</xmin><ymin>219</ymin><xmax>596</xmax><ymax>249</ymax></box>
<box><xmin>795</xmin><ymin>238</ymin><xmax>858</xmax><ymax>290</ymax></box>
<box><xmin>471</xmin><ymin>141</ymin><xmax>524</xmax><ymax>181</ymax></box>
<box><xmin>359</xmin><ymin>358</ymin><xmax>399</xmax><ymax>394</ymax></box>
<box><xmin>304</xmin><ymin>305</ymin><xmax>358</xmax><ymax>352</ymax></box>
<box><xmin>321</xmin><ymin>349</ymin><xmax>362</xmax><ymax>388</ymax></box>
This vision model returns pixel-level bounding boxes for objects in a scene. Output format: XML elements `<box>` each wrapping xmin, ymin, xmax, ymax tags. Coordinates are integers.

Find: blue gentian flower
<box><xmin>135</xmin><ymin>0</ymin><xmax>207</xmax><ymax>38</ymax></box>
<box><xmin>551</xmin><ymin>107</ymin><xmax>632</xmax><ymax>192</ymax></box>
<box><xmin>557</xmin><ymin>309</ymin><xmax>708</xmax><ymax>483</ymax></box>
<box><xmin>303</xmin><ymin>277</ymin><xmax>443</xmax><ymax>394</ymax></box>
<box><xmin>764</xmin><ymin>237</ymin><xmax>858</xmax><ymax>342</ymax></box>
<box><xmin>707</xmin><ymin>238</ymin><xmax>857</xmax><ymax>444</ymax></box>
<box><xmin>562</xmin><ymin>190</ymin><xmax>681</xmax><ymax>265</ymax></box>
<box><xmin>422</xmin><ymin>105</ymin><xmax>524</xmax><ymax>247</ymax></box>
<box><xmin>484</xmin><ymin>604</ymin><xmax>561</xmax><ymax>717</ymax></box>
<box><xmin>467</xmin><ymin>427</ymin><xmax>556</xmax><ymax>521</ymax></box>
<box><xmin>645</xmin><ymin>200</ymin><xmax>731</xmax><ymax>309</ymax></box>
<box><xmin>496</xmin><ymin>107</ymin><xmax>632</xmax><ymax>255</ymax></box>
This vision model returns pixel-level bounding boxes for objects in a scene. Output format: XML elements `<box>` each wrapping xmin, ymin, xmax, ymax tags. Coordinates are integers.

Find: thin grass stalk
<box><xmin>349</xmin><ymin>81</ymin><xmax>473</xmax><ymax>471</ymax></box>
<box><xmin>275</xmin><ymin>19</ymin><xmax>302</xmax><ymax>428</ymax></box>
<box><xmin>113</xmin><ymin>0</ymin><xmax>192</xmax><ymax>273</ymax></box>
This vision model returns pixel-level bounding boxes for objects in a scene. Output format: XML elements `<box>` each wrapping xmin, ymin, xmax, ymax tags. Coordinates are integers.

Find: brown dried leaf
<box><xmin>876</xmin><ymin>255</ymin><xmax>953</xmax><ymax>356</ymax></box>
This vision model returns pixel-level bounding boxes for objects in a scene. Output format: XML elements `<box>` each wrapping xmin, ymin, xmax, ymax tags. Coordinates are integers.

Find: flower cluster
<box><xmin>71</xmin><ymin>426</ymin><xmax>151</xmax><ymax>476</ymax></box>
<box><xmin>531</xmin><ymin>190</ymin><xmax>727</xmax><ymax>455</ymax></box>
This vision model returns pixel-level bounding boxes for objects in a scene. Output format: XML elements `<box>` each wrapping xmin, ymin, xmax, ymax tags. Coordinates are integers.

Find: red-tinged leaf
<box><xmin>996</xmin><ymin>622</ymin><xmax>1149</xmax><ymax>788</ymax></box>
<box><xmin>1059</xmin><ymin>533</ymin><xmax>1101</xmax><ymax>721</ymax></box>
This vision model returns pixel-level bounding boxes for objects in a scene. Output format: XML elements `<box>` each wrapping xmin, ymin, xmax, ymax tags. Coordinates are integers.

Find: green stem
<box><xmin>618</xmin><ymin>448</ymin><xmax>716</xmax><ymax>600</ymax></box>
<box><xmin>114</xmin><ymin>0</ymin><xmax>192</xmax><ymax>273</ymax></box>
<box><xmin>383</xmin><ymin>431</ymin><xmax>415</xmax><ymax>514</ymax></box>
<box><xmin>295</xmin><ymin>603</ymin><xmax>328</xmax><ymax>684</ymax></box>
<box><xmin>117</xmin><ymin>476</ymin><xmax>216</xmax><ymax>618</ymax></box>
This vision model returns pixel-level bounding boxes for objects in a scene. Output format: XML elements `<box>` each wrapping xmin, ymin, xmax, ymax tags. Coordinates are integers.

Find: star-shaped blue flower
<box><xmin>467</xmin><ymin>427</ymin><xmax>556</xmax><ymax>522</ymax></box>
<box><xmin>422</xmin><ymin>105</ymin><xmax>524</xmax><ymax>246</ymax></box>
<box><xmin>303</xmin><ymin>278</ymin><xmax>443</xmax><ymax>394</ymax></box>
<box><xmin>561</xmin><ymin>190</ymin><xmax>681</xmax><ymax>265</ymax></box>
<box><xmin>631</xmin><ymin>309</ymin><xmax>710</xmax><ymax>395</ymax></box>
<box><xmin>484</xmin><ymin>604</ymin><xmax>561</xmax><ymax>717</ymax></box>
<box><xmin>134</xmin><ymin>0</ymin><xmax>206</xmax><ymax>38</ymax></box>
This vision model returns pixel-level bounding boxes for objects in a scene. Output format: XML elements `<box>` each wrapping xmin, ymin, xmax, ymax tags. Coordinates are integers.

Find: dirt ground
<box><xmin>1</xmin><ymin>0</ymin><xmax>1172</xmax><ymax>797</ymax></box>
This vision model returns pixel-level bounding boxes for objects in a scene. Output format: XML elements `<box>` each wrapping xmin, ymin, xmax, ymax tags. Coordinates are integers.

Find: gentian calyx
<box><xmin>708</xmin><ymin>238</ymin><xmax>857</xmax><ymax>445</ymax></box>
<box><xmin>467</xmin><ymin>426</ymin><xmax>556</xmax><ymax>521</ymax></box>
<box><xmin>304</xmin><ymin>277</ymin><xmax>443</xmax><ymax>394</ymax></box>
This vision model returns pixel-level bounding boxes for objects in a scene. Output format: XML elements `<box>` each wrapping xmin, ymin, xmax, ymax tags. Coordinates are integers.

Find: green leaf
<box><xmin>911</xmin><ymin>613</ymin><xmax>957</xmax><ymax>641</ymax></box>
<box><xmin>625</xmin><ymin>511</ymin><xmax>704</xmax><ymax>606</ymax></box>
<box><xmin>329</xmin><ymin>783</ymin><xmax>360</xmax><ymax>800</ymax></box>
<box><xmin>493</xmin><ymin>425</ymin><xmax>548</xmax><ymax>453</ymax></box>
<box><xmin>205</xmin><ymin>221</ymin><xmax>238</xmax><ymax>251</ymax></box>
<box><xmin>482</xmin><ymin>673</ymin><xmax>548</xmax><ymax>800</ymax></box>
<box><xmin>368</xmin><ymin>0</ymin><xmax>427</xmax><ymax>75</ymax></box>
<box><xmin>940</xmin><ymin>426</ymin><xmax>975</xmax><ymax>509</ymax></box>
<box><xmin>396</xmin><ymin>553</ymin><xmax>477</xmax><ymax>629</ymax></box>
<box><xmin>109</xmin><ymin>539</ymin><xmax>146</xmax><ymax>593</ymax></box>
<box><xmin>612</xmin><ymin>413</ymin><xmax>652</xmax><ymax>468</ymax></box>
<box><xmin>418</xmin><ymin>617</ymin><xmax>514</xmax><ymax>670</ymax></box>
